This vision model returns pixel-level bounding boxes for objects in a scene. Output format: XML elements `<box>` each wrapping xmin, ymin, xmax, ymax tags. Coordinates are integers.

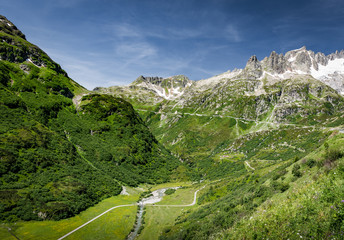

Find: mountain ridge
<box><xmin>99</xmin><ymin>46</ymin><xmax>344</xmax><ymax>99</ymax></box>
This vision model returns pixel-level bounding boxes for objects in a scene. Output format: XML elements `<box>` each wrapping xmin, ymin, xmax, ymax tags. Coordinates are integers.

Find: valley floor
<box><xmin>0</xmin><ymin>182</ymin><xmax>203</xmax><ymax>240</ymax></box>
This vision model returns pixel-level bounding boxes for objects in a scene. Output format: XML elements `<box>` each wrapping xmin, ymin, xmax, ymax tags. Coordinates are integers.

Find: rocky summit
<box><xmin>97</xmin><ymin>47</ymin><xmax>344</xmax><ymax>163</ymax></box>
<box><xmin>1</xmin><ymin>14</ymin><xmax>344</xmax><ymax>240</ymax></box>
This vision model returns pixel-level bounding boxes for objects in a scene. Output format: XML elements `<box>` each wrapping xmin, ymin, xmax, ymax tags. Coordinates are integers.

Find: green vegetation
<box><xmin>137</xmin><ymin>185</ymin><xmax>201</xmax><ymax>240</ymax></box>
<box><xmin>0</xmin><ymin>193</ymin><xmax>138</xmax><ymax>240</ymax></box>
<box><xmin>160</xmin><ymin>134</ymin><xmax>344</xmax><ymax>239</ymax></box>
<box><xmin>0</xmin><ymin>23</ymin><xmax>180</xmax><ymax>223</ymax></box>
<box><xmin>164</xmin><ymin>189</ymin><xmax>176</xmax><ymax>195</ymax></box>
<box><xmin>2</xmin><ymin>15</ymin><xmax>344</xmax><ymax>240</ymax></box>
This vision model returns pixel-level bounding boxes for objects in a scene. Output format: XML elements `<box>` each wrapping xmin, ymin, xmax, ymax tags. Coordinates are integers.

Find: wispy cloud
<box><xmin>108</xmin><ymin>22</ymin><xmax>244</xmax><ymax>42</ymax></box>
<box><xmin>111</xmin><ymin>23</ymin><xmax>142</xmax><ymax>38</ymax></box>
<box><xmin>115</xmin><ymin>42</ymin><xmax>157</xmax><ymax>59</ymax></box>
<box><xmin>109</xmin><ymin>22</ymin><xmax>203</xmax><ymax>40</ymax></box>
<box><xmin>43</xmin><ymin>48</ymin><xmax>125</xmax><ymax>90</ymax></box>
<box><xmin>224</xmin><ymin>24</ymin><xmax>241</xmax><ymax>42</ymax></box>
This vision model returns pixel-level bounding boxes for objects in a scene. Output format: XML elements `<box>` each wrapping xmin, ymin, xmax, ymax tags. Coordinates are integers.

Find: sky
<box><xmin>1</xmin><ymin>0</ymin><xmax>344</xmax><ymax>90</ymax></box>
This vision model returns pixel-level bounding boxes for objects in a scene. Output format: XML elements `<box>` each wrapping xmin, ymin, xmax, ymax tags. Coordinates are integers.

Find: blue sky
<box><xmin>1</xmin><ymin>0</ymin><xmax>344</xmax><ymax>90</ymax></box>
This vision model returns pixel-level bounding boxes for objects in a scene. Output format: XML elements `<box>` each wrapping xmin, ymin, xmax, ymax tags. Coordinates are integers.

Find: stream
<box><xmin>127</xmin><ymin>187</ymin><xmax>179</xmax><ymax>240</ymax></box>
<box><xmin>127</xmin><ymin>202</ymin><xmax>144</xmax><ymax>240</ymax></box>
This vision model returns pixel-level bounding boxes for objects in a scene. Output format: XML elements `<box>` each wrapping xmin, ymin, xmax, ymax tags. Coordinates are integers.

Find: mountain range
<box><xmin>1</xmin><ymin>15</ymin><xmax>344</xmax><ymax>240</ymax></box>
<box><xmin>95</xmin><ymin>46</ymin><xmax>344</xmax><ymax>164</ymax></box>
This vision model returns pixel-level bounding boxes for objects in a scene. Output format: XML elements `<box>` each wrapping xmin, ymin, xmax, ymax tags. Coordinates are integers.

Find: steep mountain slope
<box><xmin>160</xmin><ymin>134</ymin><xmax>344</xmax><ymax>240</ymax></box>
<box><xmin>95</xmin><ymin>47</ymin><xmax>344</xmax><ymax>239</ymax></box>
<box><xmin>0</xmin><ymin>15</ymin><xmax>179</xmax><ymax>222</ymax></box>
<box><xmin>96</xmin><ymin>47</ymin><xmax>344</xmax><ymax>166</ymax></box>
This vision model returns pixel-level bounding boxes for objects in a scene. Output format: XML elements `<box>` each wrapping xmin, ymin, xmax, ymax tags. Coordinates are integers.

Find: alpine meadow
<box><xmin>1</xmin><ymin>8</ymin><xmax>344</xmax><ymax>240</ymax></box>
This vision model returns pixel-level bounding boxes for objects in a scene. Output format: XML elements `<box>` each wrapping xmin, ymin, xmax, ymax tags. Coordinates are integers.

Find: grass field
<box><xmin>137</xmin><ymin>184</ymin><xmax>203</xmax><ymax>240</ymax></box>
<box><xmin>0</xmin><ymin>183</ymin><xmax>205</xmax><ymax>240</ymax></box>
<box><xmin>0</xmin><ymin>194</ymin><xmax>139</xmax><ymax>240</ymax></box>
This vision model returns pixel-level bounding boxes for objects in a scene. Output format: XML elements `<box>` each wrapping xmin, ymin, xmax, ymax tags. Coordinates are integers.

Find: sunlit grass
<box><xmin>138</xmin><ymin>185</ymin><xmax>201</xmax><ymax>240</ymax></box>
<box><xmin>0</xmin><ymin>194</ymin><xmax>139</xmax><ymax>240</ymax></box>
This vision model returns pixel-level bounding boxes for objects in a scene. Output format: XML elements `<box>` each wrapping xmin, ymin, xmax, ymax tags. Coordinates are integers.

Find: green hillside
<box><xmin>0</xmin><ymin>16</ymin><xmax>179</xmax><ymax>222</ymax></box>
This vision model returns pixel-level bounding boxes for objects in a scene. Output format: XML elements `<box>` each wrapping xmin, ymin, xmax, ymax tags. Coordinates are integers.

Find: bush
<box><xmin>292</xmin><ymin>164</ymin><xmax>302</xmax><ymax>178</ymax></box>
<box><xmin>306</xmin><ymin>159</ymin><xmax>316</xmax><ymax>168</ymax></box>
<box><xmin>280</xmin><ymin>183</ymin><xmax>290</xmax><ymax>192</ymax></box>
<box><xmin>165</xmin><ymin>188</ymin><xmax>176</xmax><ymax>195</ymax></box>
<box><xmin>326</xmin><ymin>149</ymin><xmax>343</xmax><ymax>163</ymax></box>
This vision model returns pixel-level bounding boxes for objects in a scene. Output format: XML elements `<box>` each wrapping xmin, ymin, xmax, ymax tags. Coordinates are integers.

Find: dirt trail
<box><xmin>245</xmin><ymin>161</ymin><xmax>255</xmax><ymax>171</ymax></box>
<box><xmin>57</xmin><ymin>186</ymin><xmax>205</xmax><ymax>240</ymax></box>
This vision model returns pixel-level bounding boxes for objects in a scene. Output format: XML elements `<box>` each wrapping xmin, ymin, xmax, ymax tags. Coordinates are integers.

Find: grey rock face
<box><xmin>314</xmin><ymin>52</ymin><xmax>328</xmax><ymax>67</ymax></box>
<box><xmin>295</xmin><ymin>51</ymin><xmax>312</xmax><ymax>71</ymax></box>
<box><xmin>130</xmin><ymin>75</ymin><xmax>193</xmax><ymax>100</ymax></box>
<box><xmin>19</xmin><ymin>64</ymin><xmax>30</xmax><ymax>72</ymax></box>
<box><xmin>242</xmin><ymin>55</ymin><xmax>263</xmax><ymax>79</ymax></box>
<box><xmin>328</xmin><ymin>50</ymin><xmax>344</xmax><ymax>60</ymax></box>
<box><xmin>262</xmin><ymin>51</ymin><xmax>289</xmax><ymax>74</ymax></box>
<box><xmin>136</xmin><ymin>76</ymin><xmax>164</xmax><ymax>85</ymax></box>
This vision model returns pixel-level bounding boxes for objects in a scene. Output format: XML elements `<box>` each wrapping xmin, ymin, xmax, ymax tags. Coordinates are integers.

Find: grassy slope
<box><xmin>0</xmin><ymin>22</ymin><xmax>180</xmax><ymax>222</ymax></box>
<box><xmin>0</xmin><ymin>193</ymin><xmax>139</xmax><ymax>240</ymax></box>
<box><xmin>224</xmin><ymin>133</ymin><xmax>344</xmax><ymax>239</ymax></box>
<box><xmin>160</xmin><ymin>132</ymin><xmax>344</xmax><ymax>239</ymax></box>
<box><xmin>137</xmin><ymin>183</ymin><xmax>204</xmax><ymax>240</ymax></box>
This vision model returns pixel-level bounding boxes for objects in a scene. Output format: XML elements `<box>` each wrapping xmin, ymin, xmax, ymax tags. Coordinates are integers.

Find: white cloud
<box><xmin>224</xmin><ymin>24</ymin><xmax>241</xmax><ymax>42</ymax></box>
<box><xmin>115</xmin><ymin>42</ymin><xmax>156</xmax><ymax>59</ymax></box>
<box><xmin>111</xmin><ymin>23</ymin><xmax>141</xmax><ymax>38</ymax></box>
<box><xmin>109</xmin><ymin>22</ymin><xmax>204</xmax><ymax>41</ymax></box>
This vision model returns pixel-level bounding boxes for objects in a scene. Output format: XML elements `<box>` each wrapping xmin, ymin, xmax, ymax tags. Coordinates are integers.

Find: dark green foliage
<box><xmin>161</xmin><ymin>172</ymin><xmax>276</xmax><ymax>240</ymax></box>
<box><xmin>292</xmin><ymin>163</ymin><xmax>302</xmax><ymax>177</ymax></box>
<box><xmin>0</xmin><ymin>40</ymin><xmax>179</xmax><ymax>221</ymax></box>
<box><xmin>165</xmin><ymin>189</ymin><xmax>176</xmax><ymax>195</ymax></box>
<box><xmin>306</xmin><ymin>158</ymin><xmax>316</xmax><ymax>168</ymax></box>
<box><xmin>326</xmin><ymin>149</ymin><xmax>344</xmax><ymax>163</ymax></box>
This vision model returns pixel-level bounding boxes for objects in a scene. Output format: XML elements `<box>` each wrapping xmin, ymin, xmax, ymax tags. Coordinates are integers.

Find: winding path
<box><xmin>151</xmin><ymin>186</ymin><xmax>206</xmax><ymax>207</ymax></box>
<box><xmin>245</xmin><ymin>161</ymin><xmax>255</xmax><ymax>171</ymax></box>
<box><xmin>57</xmin><ymin>204</ymin><xmax>135</xmax><ymax>240</ymax></box>
<box><xmin>57</xmin><ymin>186</ymin><xmax>205</xmax><ymax>240</ymax></box>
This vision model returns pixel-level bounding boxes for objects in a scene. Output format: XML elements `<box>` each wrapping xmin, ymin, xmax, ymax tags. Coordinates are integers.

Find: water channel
<box><xmin>127</xmin><ymin>187</ymin><xmax>179</xmax><ymax>240</ymax></box>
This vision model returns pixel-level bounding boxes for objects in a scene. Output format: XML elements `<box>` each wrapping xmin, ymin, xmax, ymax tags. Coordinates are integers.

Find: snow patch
<box><xmin>311</xmin><ymin>58</ymin><xmax>344</xmax><ymax>79</ymax></box>
<box><xmin>288</xmin><ymin>55</ymin><xmax>297</xmax><ymax>62</ymax></box>
<box><xmin>26</xmin><ymin>58</ymin><xmax>41</xmax><ymax>68</ymax></box>
<box><xmin>137</xmin><ymin>81</ymin><xmax>191</xmax><ymax>100</ymax></box>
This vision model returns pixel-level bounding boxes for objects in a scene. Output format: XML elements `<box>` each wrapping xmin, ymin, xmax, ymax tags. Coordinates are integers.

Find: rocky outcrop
<box><xmin>262</xmin><ymin>51</ymin><xmax>289</xmax><ymax>74</ymax></box>
<box><xmin>130</xmin><ymin>75</ymin><xmax>193</xmax><ymax>100</ymax></box>
<box><xmin>135</xmin><ymin>76</ymin><xmax>164</xmax><ymax>85</ymax></box>
<box><xmin>0</xmin><ymin>16</ymin><xmax>67</xmax><ymax>76</ymax></box>
<box><xmin>241</xmin><ymin>55</ymin><xmax>263</xmax><ymax>79</ymax></box>
<box><xmin>0</xmin><ymin>15</ymin><xmax>26</xmax><ymax>39</ymax></box>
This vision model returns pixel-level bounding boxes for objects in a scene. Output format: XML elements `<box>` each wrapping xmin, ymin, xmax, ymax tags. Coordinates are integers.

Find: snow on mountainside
<box><xmin>195</xmin><ymin>46</ymin><xmax>344</xmax><ymax>96</ymax></box>
<box><xmin>258</xmin><ymin>47</ymin><xmax>344</xmax><ymax>94</ymax></box>
<box><xmin>130</xmin><ymin>75</ymin><xmax>193</xmax><ymax>100</ymax></box>
<box><xmin>99</xmin><ymin>47</ymin><xmax>344</xmax><ymax>100</ymax></box>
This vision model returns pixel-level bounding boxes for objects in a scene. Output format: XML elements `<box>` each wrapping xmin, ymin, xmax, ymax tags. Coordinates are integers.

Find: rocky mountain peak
<box><xmin>0</xmin><ymin>15</ymin><xmax>26</xmax><ymax>39</ymax></box>
<box><xmin>131</xmin><ymin>75</ymin><xmax>193</xmax><ymax>100</ymax></box>
<box><xmin>262</xmin><ymin>51</ymin><xmax>289</xmax><ymax>74</ymax></box>
<box><xmin>243</xmin><ymin>55</ymin><xmax>262</xmax><ymax>79</ymax></box>
<box><xmin>135</xmin><ymin>75</ymin><xmax>164</xmax><ymax>85</ymax></box>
